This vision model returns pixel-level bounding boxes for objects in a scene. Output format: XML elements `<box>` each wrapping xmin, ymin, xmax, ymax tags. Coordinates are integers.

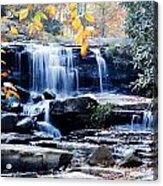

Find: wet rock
<box><xmin>10</xmin><ymin>101</ymin><xmax>23</xmax><ymax>113</ymax></box>
<box><xmin>50</xmin><ymin>96</ymin><xmax>98</xmax><ymax>134</ymax></box>
<box><xmin>16</xmin><ymin>117</ymin><xmax>35</xmax><ymax>133</ymax></box>
<box><xmin>1</xmin><ymin>90</ymin><xmax>6</xmax><ymax>100</ymax></box>
<box><xmin>55</xmin><ymin>153</ymin><xmax>73</xmax><ymax>171</ymax></box>
<box><xmin>1</xmin><ymin>133</ymin><xmax>33</xmax><ymax>144</ymax></box>
<box><xmin>1</xmin><ymin>113</ymin><xmax>18</xmax><ymax>133</ymax></box>
<box><xmin>15</xmin><ymin>85</ymin><xmax>30</xmax><ymax>103</ymax></box>
<box><xmin>88</xmin><ymin>144</ymin><xmax>115</xmax><ymax>167</ymax></box>
<box><xmin>1</xmin><ymin>144</ymin><xmax>73</xmax><ymax>174</ymax></box>
<box><xmin>43</xmin><ymin>89</ymin><xmax>56</xmax><ymax>100</ymax></box>
<box><xmin>36</xmin><ymin>121</ymin><xmax>61</xmax><ymax>138</ymax></box>
<box><xmin>31</xmin><ymin>93</ymin><xmax>43</xmax><ymax>103</ymax></box>
<box><xmin>119</xmin><ymin>149</ymin><xmax>143</xmax><ymax>168</ymax></box>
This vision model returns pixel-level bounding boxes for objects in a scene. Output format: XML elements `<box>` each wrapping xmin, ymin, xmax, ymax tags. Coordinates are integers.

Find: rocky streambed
<box><xmin>1</xmin><ymin>88</ymin><xmax>158</xmax><ymax>180</ymax></box>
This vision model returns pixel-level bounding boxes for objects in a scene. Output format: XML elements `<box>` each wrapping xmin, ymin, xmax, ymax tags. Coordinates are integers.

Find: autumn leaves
<box><xmin>7</xmin><ymin>3</ymin><xmax>95</xmax><ymax>57</ymax></box>
<box><xmin>68</xmin><ymin>3</ymin><xmax>95</xmax><ymax>57</ymax></box>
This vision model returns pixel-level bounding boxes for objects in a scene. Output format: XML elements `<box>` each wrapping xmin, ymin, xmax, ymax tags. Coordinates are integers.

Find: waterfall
<box><xmin>143</xmin><ymin>110</ymin><xmax>154</xmax><ymax>129</ymax></box>
<box><xmin>131</xmin><ymin>114</ymin><xmax>141</xmax><ymax>130</ymax></box>
<box><xmin>91</xmin><ymin>48</ymin><xmax>107</xmax><ymax>92</ymax></box>
<box><xmin>26</xmin><ymin>45</ymin><xmax>79</xmax><ymax>96</ymax></box>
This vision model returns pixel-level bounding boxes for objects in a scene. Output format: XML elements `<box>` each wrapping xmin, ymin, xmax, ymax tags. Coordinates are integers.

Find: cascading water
<box><xmin>91</xmin><ymin>48</ymin><xmax>107</xmax><ymax>92</ymax></box>
<box><xmin>143</xmin><ymin>110</ymin><xmax>154</xmax><ymax>129</ymax></box>
<box><xmin>26</xmin><ymin>45</ymin><xmax>79</xmax><ymax>97</ymax></box>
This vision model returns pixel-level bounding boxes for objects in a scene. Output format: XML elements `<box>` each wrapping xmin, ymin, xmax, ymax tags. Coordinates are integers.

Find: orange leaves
<box><xmin>45</xmin><ymin>5</ymin><xmax>56</xmax><ymax>17</ymax></box>
<box><xmin>19</xmin><ymin>8</ymin><xmax>29</xmax><ymax>21</ymax></box>
<box><xmin>1</xmin><ymin>72</ymin><xmax>9</xmax><ymax>78</ymax></box>
<box><xmin>85</xmin><ymin>13</ymin><xmax>95</xmax><ymax>23</ymax></box>
<box><xmin>2</xmin><ymin>84</ymin><xmax>20</xmax><ymax>100</ymax></box>
<box><xmin>81</xmin><ymin>40</ymin><xmax>88</xmax><ymax>57</ymax></box>
<box><xmin>10</xmin><ymin>26</ymin><xmax>18</xmax><ymax>35</ymax></box>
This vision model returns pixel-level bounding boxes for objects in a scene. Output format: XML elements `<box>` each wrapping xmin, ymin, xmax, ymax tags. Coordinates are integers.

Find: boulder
<box><xmin>1</xmin><ymin>113</ymin><xmax>18</xmax><ymax>133</ymax></box>
<box><xmin>43</xmin><ymin>89</ymin><xmax>56</xmax><ymax>100</ymax></box>
<box><xmin>31</xmin><ymin>93</ymin><xmax>43</xmax><ymax>103</ymax></box>
<box><xmin>1</xmin><ymin>144</ymin><xmax>73</xmax><ymax>174</ymax></box>
<box><xmin>119</xmin><ymin>149</ymin><xmax>143</xmax><ymax>168</ymax></box>
<box><xmin>88</xmin><ymin>144</ymin><xmax>115</xmax><ymax>167</ymax></box>
<box><xmin>16</xmin><ymin>117</ymin><xmax>35</xmax><ymax>133</ymax></box>
<box><xmin>50</xmin><ymin>96</ymin><xmax>98</xmax><ymax>134</ymax></box>
<box><xmin>15</xmin><ymin>85</ymin><xmax>30</xmax><ymax>103</ymax></box>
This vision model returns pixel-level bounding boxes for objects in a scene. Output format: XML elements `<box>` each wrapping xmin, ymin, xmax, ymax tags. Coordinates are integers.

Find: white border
<box><xmin>0</xmin><ymin>0</ymin><xmax>162</xmax><ymax>186</ymax></box>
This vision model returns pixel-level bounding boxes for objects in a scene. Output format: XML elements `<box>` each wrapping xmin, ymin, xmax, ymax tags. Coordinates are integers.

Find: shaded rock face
<box><xmin>1</xmin><ymin>113</ymin><xmax>18</xmax><ymax>133</ymax></box>
<box><xmin>50</xmin><ymin>96</ymin><xmax>98</xmax><ymax>135</ymax></box>
<box><xmin>15</xmin><ymin>85</ymin><xmax>30</xmax><ymax>103</ymax></box>
<box><xmin>88</xmin><ymin>145</ymin><xmax>115</xmax><ymax>167</ymax></box>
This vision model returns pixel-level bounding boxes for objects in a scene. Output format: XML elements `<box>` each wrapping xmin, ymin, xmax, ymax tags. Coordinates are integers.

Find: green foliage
<box><xmin>122</xmin><ymin>1</ymin><xmax>158</xmax><ymax>97</ymax></box>
<box><xmin>90</xmin><ymin>103</ymin><xmax>116</xmax><ymax>129</ymax></box>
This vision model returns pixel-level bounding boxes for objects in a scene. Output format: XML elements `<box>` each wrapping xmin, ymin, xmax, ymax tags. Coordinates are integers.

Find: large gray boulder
<box><xmin>88</xmin><ymin>144</ymin><xmax>115</xmax><ymax>167</ymax></box>
<box><xmin>49</xmin><ymin>96</ymin><xmax>98</xmax><ymax>134</ymax></box>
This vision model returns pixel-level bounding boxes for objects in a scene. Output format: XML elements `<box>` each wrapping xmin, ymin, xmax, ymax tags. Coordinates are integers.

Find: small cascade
<box><xmin>143</xmin><ymin>110</ymin><xmax>154</xmax><ymax>129</ymax></box>
<box><xmin>91</xmin><ymin>48</ymin><xmax>107</xmax><ymax>92</ymax></box>
<box><xmin>26</xmin><ymin>45</ymin><xmax>79</xmax><ymax>96</ymax></box>
<box><xmin>131</xmin><ymin>114</ymin><xmax>141</xmax><ymax>130</ymax></box>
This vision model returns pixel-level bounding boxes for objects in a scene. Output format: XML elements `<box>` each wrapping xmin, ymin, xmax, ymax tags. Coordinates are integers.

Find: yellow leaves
<box><xmin>1</xmin><ymin>49</ymin><xmax>6</xmax><ymax>54</ymax></box>
<box><xmin>83</xmin><ymin>27</ymin><xmax>92</xmax><ymax>37</ymax></box>
<box><xmin>29</xmin><ymin>19</ymin><xmax>43</xmax><ymax>36</ymax></box>
<box><xmin>81</xmin><ymin>40</ymin><xmax>88</xmax><ymax>57</ymax></box>
<box><xmin>19</xmin><ymin>8</ymin><xmax>29</xmax><ymax>21</ymax></box>
<box><xmin>1</xmin><ymin>60</ymin><xmax>6</xmax><ymax>65</ymax></box>
<box><xmin>72</xmin><ymin>17</ymin><xmax>82</xmax><ymax>31</ymax></box>
<box><xmin>71</xmin><ymin>9</ymin><xmax>77</xmax><ymax>20</ymax></box>
<box><xmin>45</xmin><ymin>5</ymin><xmax>56</xmax><ymax>17</ymax></box>
<box><xmin>69</xmin><ymin>3</ymin><xmax>76</xmax><ymax>10</ymax></box>
<box><xmin>75</xmin><ymin>31</ymin><xmax>83</xmax><ymax>44</ymax></box>
<box><xmin>10</xmin><ymin>26</ymin><xmax>18</xmax><ymax>35</ymax></box>
<box><xmin>85</xmin><ymin>13</ymin><xmax>95</xmax><ymax>23</ymax></box>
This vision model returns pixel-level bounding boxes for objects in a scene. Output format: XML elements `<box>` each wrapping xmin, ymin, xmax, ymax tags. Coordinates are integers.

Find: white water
<box><xmin>26</xmin><ymin>45</ymin><xmax>79</xmax><ymax>96</ymax></box>
<box><xmin>91</xmin><ymin>48</ymin><xmax>107</xmax><ymax>92</ymax></box>
<box><xmin>143</xmin><ymin>110</ymin><xmax>154</xmax><ymax>129</ymax></box>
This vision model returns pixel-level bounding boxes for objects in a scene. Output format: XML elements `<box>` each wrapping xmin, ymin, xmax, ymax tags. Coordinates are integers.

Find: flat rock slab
<box><xmin>1</xmin><ymin>144</ymin><xmax>72</xmax><ymax>174</ymax></box>
<box><xmin>94</xmin><ymin>93</ymin><xmax>151</xmax><ymax>107</ymax></box>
